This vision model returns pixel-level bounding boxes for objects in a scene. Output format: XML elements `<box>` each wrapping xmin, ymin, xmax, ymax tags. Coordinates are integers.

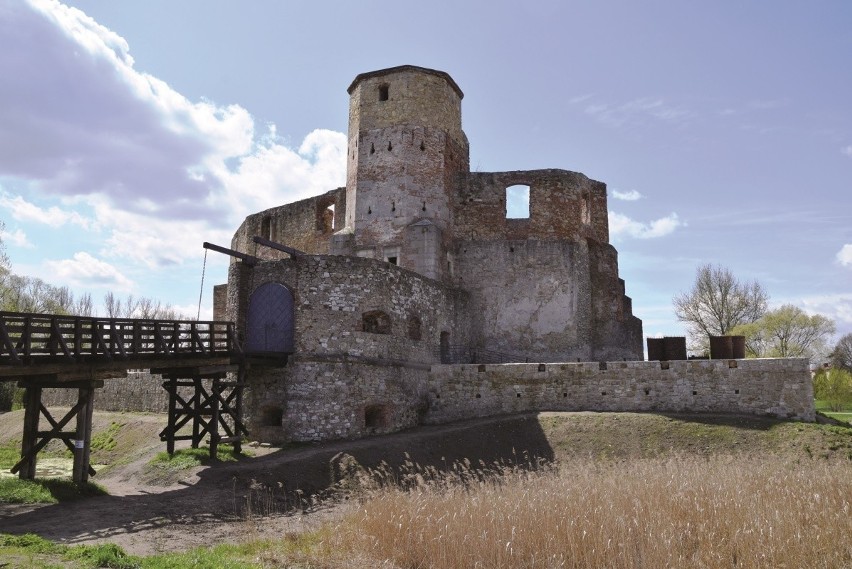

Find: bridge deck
<box><xmin>0</xmin><ymin>312</ymin><xmax>242</xmax><ymax>381</ymax></box>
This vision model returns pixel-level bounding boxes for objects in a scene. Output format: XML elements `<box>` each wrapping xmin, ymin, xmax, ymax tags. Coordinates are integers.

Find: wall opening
<box><xmin>383</xmin><ymin>246</ymin><xmax>400</xmax><ymax>265</ymax></box>
<box><xmin>581</xmin><ymin>193</ymin><xmax>591</xmax><ymax>225</ymax></box>
<box><xmin>316</xmin><ymin>200</ymin><xmax>335</xmax><ymax>232</ymax></box>
<box><xmin>378</xmin><ymin>84</ymin><xmax>389</xmax><ymax>101</ymax></box>
<box><xmin>364</xmin><ymin>404</ymin><xmax>390</xmax><ymax>428</ymax></box>
<box><xmin>260</xmin><ymin>215</ymin><xmax>272</xmax><ymax>240</ymax></box>
<box><xmin>506</xmin><ymin>184</ymin><xmax>530</xmax><ymax>219</ymax></box>
<box><xmin>407</xmin><ymin>315</ymin><xmax>422</xmax><ymax>340</ymax></box>
<box><xmin>259</xmin><ymin>406</ymin><xmax>283</xmax><ymax>427</ymax></box>
<box><xmin>362</xmin><ymin>310</ymin><xmax>391</xmax><ymax>334</ymax></box>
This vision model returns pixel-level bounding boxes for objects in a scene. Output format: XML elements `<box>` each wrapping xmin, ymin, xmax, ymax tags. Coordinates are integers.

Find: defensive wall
<box><xmin>37</xmin><ymin>356</ymin><xmax>815</xmax><ymax>441</ymax></box>
<box><xmin>426</xmin><ymin>358</ymin><xmax>815</xmax><ymax>424</ymax></box>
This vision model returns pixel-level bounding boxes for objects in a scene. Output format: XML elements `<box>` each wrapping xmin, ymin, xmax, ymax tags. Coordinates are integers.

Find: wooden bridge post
<box><xmin>164</xmin><ymin>376</ymin><xmax>177</xmax><ymax>455</ymax></box>
<box><xmin>18</xmin><ymin>385</ymin><xmax>42</xmax><ymax>480</ymax></box>
<box><xmin>72</xmin><ymin>384</ymin><xmax>96</xmax><ymax>484</ymax></box>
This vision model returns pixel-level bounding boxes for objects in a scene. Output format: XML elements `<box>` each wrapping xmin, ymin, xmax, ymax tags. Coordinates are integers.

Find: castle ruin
<box><xmin>213</xmin><ymin>66</ymin><xmax>813</xmax><ymax>443</ymax></box>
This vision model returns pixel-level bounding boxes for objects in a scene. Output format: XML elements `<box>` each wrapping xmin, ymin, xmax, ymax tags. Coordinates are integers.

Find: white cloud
<box><xmin>801</xmin><ymin>293</ymin><xmax>852</xmax><ymax>328</ymax></box>
<box><xmin>44</xmin><ymin>251</ymin><xmax>134</xmax><ymax>290</ymax></box>
<box><xmin>842</xmin><ymin>146</ymin><xmax>852</xmax><ymax>158</ymax></box>
<box><xmin>0</xmin><ymin>228</ymin><xmax>33</xmax><ymax>248</ymax></box>
<box><xmin>837</xmin><ymin>244</ymin><xmax>852</xmax><ymax>267</ymax></box>
<box><xmin>584</xmin><ymin>97</ymin><xmax>691</xmax><ymax>129</ymax></box>
<box><xmin>0</xmin><ymin>2</ymin><xmax>347</xmax><ymax>277</ymax></box>
<box><xmin>0</xmin><ymin>193</ymin><xmax>92</xmax><ymax>228</ymax></box>
<box><xmin>609</xmin><ymin>212</ymin><xmax>684</xmax><ymax>240</ymax></box>
<box><xmin>611</xmin><ymin>189</ymin><xmax>643</xmax><ymax>201</ymax></box>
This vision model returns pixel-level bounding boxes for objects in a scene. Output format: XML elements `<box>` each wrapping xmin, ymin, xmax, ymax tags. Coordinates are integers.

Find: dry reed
<box><xmin>327</xmin><ymin>455</ymin><xmax>852</xmax><ymax>568</ymax></box>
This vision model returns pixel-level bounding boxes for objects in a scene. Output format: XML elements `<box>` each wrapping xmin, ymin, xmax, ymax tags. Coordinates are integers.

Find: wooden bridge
<box><xmin>0</xmin><ymin>311</ymin><xmax>249</xmax><ymax>484</ymax></box>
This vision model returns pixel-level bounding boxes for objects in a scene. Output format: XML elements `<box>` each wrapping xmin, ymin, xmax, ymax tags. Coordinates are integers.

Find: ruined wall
<box><xmin>454</xmin><ymin>170</ymin><xmax>608</xmax><ymax>243</ymax></box>
<box><xmin>426</xmin><ymin>358</ymin><xmax>815</xmax><ymax>424</ymax></box>
<box><xmin>588</xmin><ymin>241</ymin><xmax>644</xmax><ymax>360</ymax></box>
<box><xmin>229</xmin><ymin>188</ymin><xmax>346</xmax><ymax>260</ymax></box>
<box><xmin>454</xmin><ymin>239</ymin><xmax>592</xmax><ymax>361</ymax></box>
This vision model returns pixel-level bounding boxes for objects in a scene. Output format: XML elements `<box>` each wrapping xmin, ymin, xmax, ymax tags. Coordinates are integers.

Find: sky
<box><xmin>0</xmin><ymin>0</ymin><xmax>850</xmax><ymax>343</ymax></box>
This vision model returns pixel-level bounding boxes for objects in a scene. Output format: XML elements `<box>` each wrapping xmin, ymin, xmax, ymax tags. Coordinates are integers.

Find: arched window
<box><xmin>362</xmin><ymin>310</ymin><xmax>391</xmax><ymax>334</ymax></box>
<box><xmin>245</xmin><ymin>283</ymin><xmax>295</xmax><ymax>353</ymax></box>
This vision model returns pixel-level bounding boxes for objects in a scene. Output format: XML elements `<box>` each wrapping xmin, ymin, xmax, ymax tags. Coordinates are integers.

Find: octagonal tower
<box><xmin>340</xmin><ymin>65</ymin><xmax>470</xmax><ymax>281</ymax></box>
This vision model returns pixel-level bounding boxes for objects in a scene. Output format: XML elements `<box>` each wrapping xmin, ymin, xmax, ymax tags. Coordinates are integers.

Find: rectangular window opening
<box><xmin>506</xmin><ymin>185</ymin><xmax>530</xmax><ymax>219</ymax></box>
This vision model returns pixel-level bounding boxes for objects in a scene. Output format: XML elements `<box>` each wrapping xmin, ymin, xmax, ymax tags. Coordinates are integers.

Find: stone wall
<box><xmin>40</xmin><ymin>370</ymin><xmax>175</xmax><ymax>413</ymax></box>
<box><xmin>229</xmin><ymin>188</ymin><xmax>346</xmax><ymax>260</ymax></box>
<box><xmin>426</xmin><ymin>358</ymin><xmax>815</xmax><ymax>424</ymax></box>
<box><xmin>454</xmin><ymin>170</ymin><xmax>608</xmax><ymax>243</ymax></box>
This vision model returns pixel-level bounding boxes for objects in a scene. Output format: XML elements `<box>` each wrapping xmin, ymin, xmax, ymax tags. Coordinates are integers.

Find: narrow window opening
<box><xmin>581</xmin><ymin>193</ymin><xmax>591</xmax><ymax>225</ymax></box>
<box><xmin>599</xmin><ymin>361</ymin><xmax>608</xmax><ymax>371</ymax></box>
<box><xmin>506</xmin><ymin>184</ymin><xmax>530</xmax><ymax>219</ymax></box>
<box><xmin>516</xmin><ymin>393</ymin><xmax>521</xmax><ymax>398</ymax></box>
<box><xmin>388</xmin><ymin>141</ymin><xmax>393</xmax><ymax>151</ymax></box>
<box><xmin>735</xmin><ymin>389</ymin><xmax>740</xmax><ymax>395</ymax></box>
<box><xmin>420</xmin><ymin>141</ymin><xmax>425</xmax><ymax>151</ymax></box>
<box><xmin>391</xmin><ymin>201</ymin><xmax>396</xmax><ymax>212</ymax></box>
<box><xmin>260</xmin><ymin>215</ymin><xmax>272</xmax><ymax>240</ymax></box>
<box><xmin>538</xmin><ymin>363</ymin><xmax>546</xmax><ymax>372</ymax></box>
<box><xmin>601</xmin><ymin>391</ymin><xmax>607</xmax><ymax>396</ymax></box>
<box><xmin>370</xmin><ymin>143</ymin><xmax>375</xmax><ymax>155</ymax></box>
<box><xmin>422</xmin><ymin>201</ymin><xmax>426</xmax><ymax>211</ymax></box>
<box><xmin>644</xmin><ymin>389</ymin><xmax>650</xmax><ymax>396</ymax></box>
<box><xmin>475</xmin><ymin>393</ymin><xmax>481</xmax><ymax>399</ymax></box>
<box><xmin>368</xmin><ymin>206</ymin><xmax>372</xmax><ymax>215</ymax></box>
<box><xmin>563</xmin><ymin>392</ymin><xmax>568</xmax><ymax>398</ymax></box>
<box><xmin>692</xmin><ymin>391</ymin><xmax>698</xmax><ymax>396</ymax></box>
<box><xmin>477</xmin><ymin>364</ymin><xmax>486</xmax><ymax>372</ymax></box>
<box><xmin>378</xmin><ymin>84</ymin><xmax>389</xmax><ymax>101</ymax></box>
<box><xmin>387</xmin><ymin>256</ymin><xmax>398</xmax><ymax>265</ymax></box>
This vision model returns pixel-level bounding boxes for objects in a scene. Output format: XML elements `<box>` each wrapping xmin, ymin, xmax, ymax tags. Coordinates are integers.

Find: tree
<box><xmin>673</xmin><ymin>264</ymin><xmax>769</xmax><ymax>349</ymax></box>
<box><xmin>731</xmin><ymin>304</ymin><xmax>835</xmax><ymax>361</ymax></box>
<box><xmin>813</xmin><ymin>368</ymin><xmax>852</xmax><ymax>412</ymax></box>
<box><xmin>830</xmin><ymin>333</ymin><xmax>852</xmax><ymax>372</ymax></box>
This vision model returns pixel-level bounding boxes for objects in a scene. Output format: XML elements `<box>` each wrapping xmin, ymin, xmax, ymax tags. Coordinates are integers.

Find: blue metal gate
<box><xmin>245</xmin><ymin>283</ymin><xmax>294</xmax><ymax>354</ymax></box>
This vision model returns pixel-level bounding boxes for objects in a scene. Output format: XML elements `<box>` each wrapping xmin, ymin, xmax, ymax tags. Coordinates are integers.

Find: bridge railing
<box><xmin>0</xmin><ymin>312</ymin><xmax>241</xmax><ymax>366</ymax></box>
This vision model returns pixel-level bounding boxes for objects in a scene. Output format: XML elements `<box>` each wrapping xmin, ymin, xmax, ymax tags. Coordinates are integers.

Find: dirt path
<box><xmin>0</xmin><ymin>413</ymin><xmax>554</xmax><ymax>556</ymax></box>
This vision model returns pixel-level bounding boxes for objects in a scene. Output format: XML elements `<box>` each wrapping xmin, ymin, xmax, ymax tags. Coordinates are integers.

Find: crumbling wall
<box><xmin>426</xmin><ymin>358</ymin><xmax>815</xmax><ymax>424</ymax></box>
<box><xmin>40</xmin><ymin>370</ymin><xmax>176</xmax><ymax>413</ymax></box>
<box><xmin>229</xmin><ymin>188</ymin><xmax>346</xmax><ymax>260</ymax></box>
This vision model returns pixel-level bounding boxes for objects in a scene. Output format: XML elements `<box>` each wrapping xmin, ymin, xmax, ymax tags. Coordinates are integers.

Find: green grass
<box><xmin>91</xmin><ymin>421</ymin><xmax>124</xmax><ymax>452</ymax></box>
<box><xmin>815</xmin><ymin>398</ymin><xmax>852</xmax><ymax>424</ymax></box>
<box><xmin>147</xmin><ymin>444</ymin><xmax>242</xmax><ymax>473</ymax></box>
<box><xmin>0</xmin><ymin>533</ymin><xmax>281</xmax><ymax>568</ymax></box>
<box><xmin>0</xmin><ymin>477</ymin><xmax>107</xmax><ymax>504</ymax></box>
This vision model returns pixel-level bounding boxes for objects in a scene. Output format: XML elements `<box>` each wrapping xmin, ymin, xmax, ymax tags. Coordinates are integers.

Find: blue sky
<box><xmin>0</xmin><ymin>0</ymin><xmax>850</xmax><ymax>341</ymax></box>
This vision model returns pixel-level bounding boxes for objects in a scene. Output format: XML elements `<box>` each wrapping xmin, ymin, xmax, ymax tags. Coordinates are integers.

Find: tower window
<box><xmin>379</xmin><ymin>84</ymin><xmax>389</xmax><ymax>101</ymax></box>
<box><xmin>362</xmin><ymin>310</ymin><xmax>391</xmax><ymax>334</ymax></box>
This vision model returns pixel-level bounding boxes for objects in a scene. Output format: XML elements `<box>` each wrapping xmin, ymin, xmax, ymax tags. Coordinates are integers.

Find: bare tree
<box><xmin>103</xmin><ymin>292</ymin><xmax>183</xmax><ymax>319</ymax></box>
<box><xmin>674</xmin><ymin>264</ymin><xmax>768</xmax><ymax>348</ymax></box>
<box><xmin>831</xmin><ymin>333</ymin><xmax>852</xmax><ymax>372</ymax></box>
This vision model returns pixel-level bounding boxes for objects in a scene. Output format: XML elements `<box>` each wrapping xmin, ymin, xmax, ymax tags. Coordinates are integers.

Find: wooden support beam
<box><xmin>202</xmin><ymin>242</ymin><xmax>259</xmax><ymax>266</ymax></box>
<box><xmin>251</xmin><ymin>236</ymin><xmax>307</xmax><ymax>258</ymax></box>
<box><xmin>18</xmin><ymin>385</ymin><xmax>41</xmax><ymax>479</ymax></box>
<box><xmin>72</xmin><ymin>385</ymin><xmax>95</xmax><ymax>484</ymax></box>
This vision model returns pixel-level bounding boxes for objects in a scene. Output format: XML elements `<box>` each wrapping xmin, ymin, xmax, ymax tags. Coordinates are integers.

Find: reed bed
<box><xmin>324</xmin><ymin>455</ymin><xmax>852</xmax><ymax>568</ymax></box>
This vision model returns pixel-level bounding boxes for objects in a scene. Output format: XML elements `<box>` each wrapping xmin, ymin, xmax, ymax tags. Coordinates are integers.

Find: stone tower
<box><xmin>335</xmin><ymin>65</ymin><xmax>470</xmax><ymax>281</ymax></box>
